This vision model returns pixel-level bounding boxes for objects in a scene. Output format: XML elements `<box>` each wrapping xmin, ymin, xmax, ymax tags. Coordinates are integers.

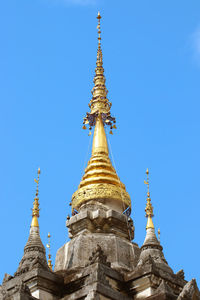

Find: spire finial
<box><xmin>144</xmin><ymin>168</ymin><xmax>154</xmax><ymax>229</ymax></box>
<box><xmin>82</xmin><ymin>13</ymin><xmax>116</xmax><ymax>136</ymax></box>
<box><xmin>158</xmin><ymin>228</ymin><xmax>161</xmax><ymax>243</ymax></box>
<box><xmin>97</xmin><ymin>11</ymin><xmax>101</xmax><ymax>46</ymax></box>
<box><xmin>46</xmin><ymin>233</ymin><xmax>53</xmax><ymax>271</ymax></box>
<box><xmin>31</xmin><ymin>167</ymin><xmax>41</xmax><ymax>228</ymax></box>
<box><xmin>72</xmin><ymin>14</ymin><xmax>131</xmax><ymax>212</ymax></box>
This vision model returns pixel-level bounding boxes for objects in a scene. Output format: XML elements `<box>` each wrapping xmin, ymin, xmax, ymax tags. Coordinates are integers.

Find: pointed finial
<box><xmin>97</xmin><ymin>11</ymin><xmax>102</xmax><ymax>46</ymax></box>
<box><xmin>158</xmin><ymin>228</ymin><xmax>160</xmax><ymax>243</ymax></box>
<box><xmin>81</xmin><ymin>13</ymin><xmax>116</xmax><ymax>135</ymax></box>
<box><xmin>144</xmin><ymin>168</ymin><xmax>154</xmax><ymax>229</ymax></box>
<box><xmin>46</xmin><ymin>233</ymin><xmax>53</xmax><ymax>271</ymax></box>
<box><xmin>31</xmin><ymin>168</ymin><xmax>41</xmax><ymax>227</ymax></box>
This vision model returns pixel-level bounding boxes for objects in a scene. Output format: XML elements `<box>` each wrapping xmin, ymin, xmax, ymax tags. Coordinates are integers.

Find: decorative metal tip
<box><xmin>97</xmin><ymin>11</ymin><xmax>102</xmax><ymax>46</ymax></box>
<box><xmin>47</xmin><ymin>233</ymin><xmax>53</xmax><ymax>271</ymax></box>
<box><xmin>97</xmin><ymin>11</ymin><xmax>101</xmax><ymax>19</ymax></box>
<box><xmin>31</xmin><ymin>168</ymin><xmax>41</xmax><ymax>227</ymax></box>
<box><xmin>81</xmin><ymin>14</ymin><xmax>116</xmax><ymax>133</ymax></box>
<box><xmin>158</xmin><ymin>228</ymin><xmax>161</xmax><ymax>242</ymax></box>
<box><xmin>144</xmin><ymin>169</ymin><xmax>154</xmax><ymax>221</ymax></box>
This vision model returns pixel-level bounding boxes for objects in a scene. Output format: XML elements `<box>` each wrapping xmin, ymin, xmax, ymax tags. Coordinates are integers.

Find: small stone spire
<box><xmin>46</xmin><ymin>233</ymin><xmax>53</xmax><ymax>271</ymax></box>
<box><xmin>31</xmin><ymin>167</ymin><xmax>40</xmax><ymax>228</ymax></box>
<box><xmin>138</xmin><ymin>169</ymin><xmax>173</xmax><ymax>274</ymax></box>
<box><xmin>72</xmin><ymin>13</ymin><xmax>131</xmax><ymax>213</ymax></box>
<box><xmin>15</xmin><ymin>168</ymin><xmax>49</xmax><ymax>276</ymax></box>
<box><xmin>144</xmin><ymin>168</ymin><xmax>154</xmax><ymax>229</ymax></box>
<box><xmin>142</xmin><ymin>168</ymin><xmax>159</xmax><ymax>246</ymax></box>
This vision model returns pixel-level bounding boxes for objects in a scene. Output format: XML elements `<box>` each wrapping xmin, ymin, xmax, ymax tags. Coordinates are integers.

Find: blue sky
<box><xmin>0</xmin><ymin>0</ymin><xmax>200</xmax><ymax>286</ymax></box>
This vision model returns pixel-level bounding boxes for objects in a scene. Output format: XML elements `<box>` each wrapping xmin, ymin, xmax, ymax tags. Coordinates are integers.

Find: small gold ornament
<box><xmin>109</xmin><ymin>130</ymin><xmax>113</xmax><ymax>135</ymax></box>
<box><xmin>31</xmin><ymin>168</ymin><xmax>41</xmax><ymax>228</ymax></box>
<box><xmin>158</xmin><ymin>228</ymin><xmax>161</xmax><ymax>243</ymax></box>
<box><xmin>144</xmin><ymin>169</ymin><xmax>154</xmax><ymax>229</ymax></box>
<box><xmin>113</xmin><ymin>124</ymin><xmax>117</xmax><ymax>129</ymax></box>
<box><xmin>89</xmin><ymin>131</ymin><xmax>92</xmax><ymax>136</ymax></box>
<box><xmin>82</xmin><ymin>125</ymin><xmax>87</xmax><ymax>130</ymax></box>
<box><xmin>46</xmin><ymin>233</ymin><xmax>53</xmax><ymax>271</ymax></box>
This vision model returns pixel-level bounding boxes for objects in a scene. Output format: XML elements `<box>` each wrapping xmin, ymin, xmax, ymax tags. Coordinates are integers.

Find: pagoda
<box><xmin>0</xmin><ymin>13</ymin><xmax>199</xmax><ymax>300</ymax></box>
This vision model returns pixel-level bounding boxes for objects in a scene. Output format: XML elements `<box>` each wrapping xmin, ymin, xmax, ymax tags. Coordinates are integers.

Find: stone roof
<box><xmin>15</xmin><ymin>226</ymin><xmax>49</xmax><ymax>277</ymax></box>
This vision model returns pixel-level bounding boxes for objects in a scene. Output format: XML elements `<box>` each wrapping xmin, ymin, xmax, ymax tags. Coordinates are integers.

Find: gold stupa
<box><xmin>72</xmin><ymin>13</ymin><xmax>131</xmax><ymax>213</ymax></box>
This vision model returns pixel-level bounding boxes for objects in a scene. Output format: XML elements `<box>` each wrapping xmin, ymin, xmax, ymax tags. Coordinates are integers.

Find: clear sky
<box><xmin>0</xmin><ymin>0</ymin><xmax>200</xmax><ymax>286</ymax></box>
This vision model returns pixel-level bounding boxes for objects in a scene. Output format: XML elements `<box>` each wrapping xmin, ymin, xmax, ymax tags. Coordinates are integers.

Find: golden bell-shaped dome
<box><xmin>72</xmin><ymin>114</ymin><xmax>131</xmax><ymax>213</ymax></box>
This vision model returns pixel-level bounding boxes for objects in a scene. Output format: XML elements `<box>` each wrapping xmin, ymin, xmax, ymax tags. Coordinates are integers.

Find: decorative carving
<box><xmin>24</xmin><ymin>246</ymin><xmax>45</xmax><ymax>254</ymax></box>
<box><xmin>137</xmin><ymin>254</ymin><xmax>157</xmax><ymax>272</ymax></box>
<box><xmin>67</xmin><ymin>205</ymin><xmax>134</xmax><ymax>240</ymax></box>
<box><xmin>14</xmin><ymin>266</ymin><xmax>29</xmax><ymax>277</ymax></box>
<box><xmin>87</xmin><ymin>244</ymin><xmax>111</xmax><ymax>267</ymax></box>
<box><xmin>14</xmin><ymin>281</ymin><xmax>31</xmax><ymax>295</ymax></box>
<box><xmin>31</xmin><ymin>255</ymin><xmax>49</xmax><ymax>270</ymax></box>
<box><xmin>2</xmin><ymin>273</ymin><xmax>13</xmax><ymax>283</ymax></box>
<box><xmin>176</xmin><ymin>269</ymin><xmax>185</xmax><ymax>280</ymax></box>
<box><xmin>72</xmin><ymin>183</ymin><xmax>131</xmax><ymax>209</ymax></box>
<box><xmin>15</xmin><ymin>252</ymin><xmax>49</xmax><ymax>277</ymax></box>
<box><xmin>1</xmin><ymin>280</ymin><xmax>31</xmax><ymax>299</ymax></box>
<box><xmin>143</xmin><ymin>254</ymin><xmax>155</xmax><ymax>266</ymax></box>
<box><xmin>178</xmin><ymin>279</ymin><xmax>200</xmax><ymax>299</ymax></box>
<box><xmin>154</xmin><ymin>279</ymin><xmax>176</xmax><ymax>297</ymax></box>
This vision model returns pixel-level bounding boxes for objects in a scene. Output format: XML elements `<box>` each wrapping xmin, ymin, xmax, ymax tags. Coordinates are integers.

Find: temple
<box><xmin>1</xmin><ymin>12</ymin><xmax>199</xmax><ymax>300</ymax></box>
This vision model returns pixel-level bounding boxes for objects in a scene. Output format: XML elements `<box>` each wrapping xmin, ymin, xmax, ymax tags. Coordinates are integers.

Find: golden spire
<box><xmin>82</xmin><ymin>12</ymin><xmax>116</xmax><ymax>135</ymax></box>
<box><xmin>144</xmin><ymin>168</ymin><xmax>154</xmax><ymax>229</ymax></box>
<box><xmin>92</xmin><ymin>115</ymin><xmax>108</xmax><ymax>155</ymax></box>
<box><xmin>72</xmin><ymin>13</ymin><xmax>130</xmax><ymax>212</ymax></box>
<box><xmin>31</xmin><ymin>168</ymin><xmax>40</xmax><ymax>228</ymax></box>
<box><xmin>46</xmin><ymin>233</ymin><xmax>53</xmax><ymax>271</ymax></box>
